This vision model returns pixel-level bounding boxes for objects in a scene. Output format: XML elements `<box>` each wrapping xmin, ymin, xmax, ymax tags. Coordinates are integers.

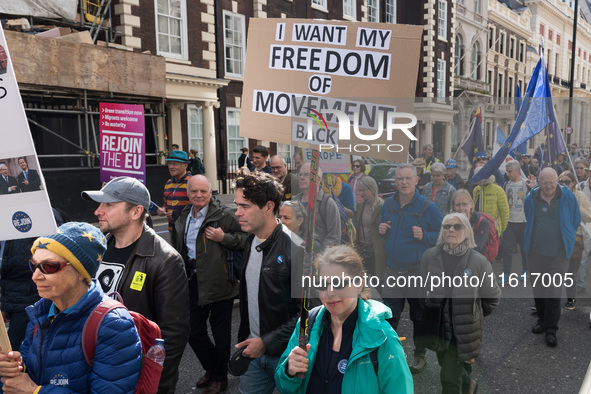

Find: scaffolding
<box><xmin>19</xmin><ymin>86</ymin><xmax>167</xmax><ymax>170</ymax></box>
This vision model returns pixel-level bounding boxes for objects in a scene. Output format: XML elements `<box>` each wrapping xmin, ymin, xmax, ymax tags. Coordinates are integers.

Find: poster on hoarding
<box><xmin>0</xmin><ymin>28</ymin><xmax>57</xmax><ymax>240</ymax></box>
<box><xmin>240</xmin><ymin>19</ymin><xmax>423</xmax><ymax>162</ymax></box>
<box><xmin>99</xmin><ymin>103</ymin><xmax>146</xmax><ymax>183</ymax></box>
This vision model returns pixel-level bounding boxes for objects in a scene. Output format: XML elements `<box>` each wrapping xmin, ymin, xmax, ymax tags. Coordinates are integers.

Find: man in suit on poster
<box><xmin>16</xmin><ymin>157</ymin><xmax>41</xmax><ymax>192</ymax></box>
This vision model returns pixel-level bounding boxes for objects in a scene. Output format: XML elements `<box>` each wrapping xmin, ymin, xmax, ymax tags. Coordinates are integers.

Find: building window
<box><xmin>488</xmin><ymin>70</ymin><xmax>493</xmax><ymax>94</ymax></box>
<box><xmin>155</xmin><ymin>0</ymin><xmax>187</xmax><ymax>59</ymax></box>
<box><xmin>549</xmin><ymin>29</ymin><xmax>553</xmax><ymax>41</ymax></box>
<box><xmin>276</xmin><ymin>144</ymin><xmax>292</xmax><ymax>162</ymax></box>
<box><xmin>540</xmin><ymin>24</ymin><xmax>545</xmax><ymax>36</ymax></box>
<box><xmin>497</xmin><ymin>73</ymin><xmax>503</xmax><ymax>97</ymax></box>
<box><xmin>519</xmin><ymin>42</ymin><xmax>525</xmax><ymax>62</ymax></box>
<box><xmin>187</xmin><ymin>105</ymin><xmax>204</xmax><ymax>156</ymax></box>
<box><xmin>499</xmin><ymin>32</ymin><xmax>505</xmax><ymax>55</ymax></box>
<box><xmin>343</xmin><ymin>0</ymin><xmax>356</xmax><ymax>19</ymax></box>
<box><xmin>569</xmin><ymin>40</ymin><xmax>573</xmax><ymax>51</ymax></box>
<box><xmin>557</xmin><ymin>34</ymin><xmax>561</xmax><ymax>45</ymax></box>
<box><xmin>472</xmin><ymin>41</ymin><xmax>480</xmax><ymax>80</ymax></box>
<box><xmin>223</xmin><ymin>11</ymin><xmax>246</xmax><ymax>78</ymax></box>
<box><xmin>508</xmin><ymin>76</ymin><xmax>513</xmax><ymax>98</ymax></box>
<box><xmin>437</xmin><ymin>59</ymin><xmax>446</xmax><ymax>98</ymax></box>
<box><xmin>509</xmin><ymin>37</ymin><xmax>515</xmax><ymax>58</ymax></box>
<box><xmin>367</xmin><ymin>0</ymin><xmax>379</xmax><ymax>22</ymax></box>
<box><xmin>455</xmin><ymin>35</ymin><xmax>463</xmax><ymax>76</ymax></box>
<box><xmin>385</xmin><ymin>0</ymin><xmax>396</xmax><ymax>23</ymax></box>
<box><xmin>227</xmin><ymin>109</ymin><xmax>246</xmax><ymax>163</ymax></box>
<box><xmin>475</xmin><ymin>0</ymin><xmax>480</xmax><ymax>14</ymax></box>
<box><xmin>438</xmin><ymin>0</ymin><xmax>447</xmax><ymax>40</ymax></box>
<box><xmin>488</xmin><ymin>27</ymin><xmax>494</xmax><ymax>49</ymax></box>
<box><xmin>312</xmin><ymin>0</ymin><xmax>327</xmax><ymax>9</ymax></box>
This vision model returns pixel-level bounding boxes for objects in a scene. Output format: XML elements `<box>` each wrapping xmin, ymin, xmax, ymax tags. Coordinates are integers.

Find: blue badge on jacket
<box><xmin>337</xmin><ymin>359</ymin><xmax>348</xmax><ymax>374</ymax></box>
<box><xmin>277</xmin><ymin>255</ymin><xmax>284</xmax><ymax>264</ymax></box>
<box><xmin>464</xmin><ymin>268</ymin><xmax>472</xmax><ymax>277</ymax></box>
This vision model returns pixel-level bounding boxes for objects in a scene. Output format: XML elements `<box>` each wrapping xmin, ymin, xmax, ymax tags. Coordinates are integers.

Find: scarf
<box><xmin>443</xmin><ymin>242</ymin><xmax>470</xmax><ymax>256</ymax></box>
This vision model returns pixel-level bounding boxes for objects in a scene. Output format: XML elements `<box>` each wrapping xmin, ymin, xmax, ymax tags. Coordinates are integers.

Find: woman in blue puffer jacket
<box><xmin>0</xmin><ymin>222</ymin><xmax>142</xmax><ymax>393</ymax></box>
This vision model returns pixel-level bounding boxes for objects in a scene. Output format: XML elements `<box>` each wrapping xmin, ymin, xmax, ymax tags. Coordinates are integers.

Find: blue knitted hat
<box><xmin>31</xmin><ymin>222</ymin><xmax>106</xmax><ymax>284</ymax></box>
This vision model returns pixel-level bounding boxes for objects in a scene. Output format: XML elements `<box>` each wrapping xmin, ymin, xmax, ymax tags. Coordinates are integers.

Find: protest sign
<box><xmin>99</xmin><ymin>103</ymin><xmax>146</xmax><ymax>183</ymax></box>
<box><xmin>0</xmin><ymin>28</ymin><xmax>57</xmax><ymax>240</ymax></box>
<box><xmin>241</xmin><ymin>19</ymin><xmax>422</xmax><ymax>162</ymax></box>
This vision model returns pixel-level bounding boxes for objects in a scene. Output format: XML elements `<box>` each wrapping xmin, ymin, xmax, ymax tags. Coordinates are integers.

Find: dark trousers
<box><xmin>7</xmin><ymin>310</ymin><xmax>29</xmax><ymax>351</ymax></box>
<box><xmin>529</xmin><ymin>252</ymin><xmax>568</xmax><ymax>333</ymax></box>
<box><xmin>502</xmin><ymin>222</ymin><xmax>528</xmax><ymax>273</ymax></box>
<box><xmin>188</xmin><ymin>277</ymin><xmax>234</xmax><ymax>381</ymax></box>
<box><xmin>436</xmin><ymin>345</ymin><xmax>471</xmax><ymax>394</ymax></box>
<box><xmin>382</xmin><ymin>268</ymin><xmax>425</xmax><ymax>356</ymax></box>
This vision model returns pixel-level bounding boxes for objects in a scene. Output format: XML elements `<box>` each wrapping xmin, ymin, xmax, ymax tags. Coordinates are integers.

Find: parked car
<box><xmin>367</xmin><ymin>162</ymin><xmax>403</xmax><ymax>198</ymax></box>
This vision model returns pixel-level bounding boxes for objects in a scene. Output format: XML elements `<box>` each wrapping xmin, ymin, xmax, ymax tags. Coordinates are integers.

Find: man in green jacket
<box><xmin>174</xmin><ymin>175</ymin><xmax>247</xmax><ymax>394</ymax></box>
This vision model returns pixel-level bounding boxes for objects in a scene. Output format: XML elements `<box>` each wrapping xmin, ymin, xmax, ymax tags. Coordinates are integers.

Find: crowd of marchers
<box><xmin>0</xmin><ymin>141</ymin><xmax>587</xmax><ymax>394</ymax></box>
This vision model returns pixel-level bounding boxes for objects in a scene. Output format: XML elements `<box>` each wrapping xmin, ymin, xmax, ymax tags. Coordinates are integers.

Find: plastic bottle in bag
<box><xmin>145</xmin><ymin>338</ymin><xmax>166</xmax><ymax>366</ymax></box>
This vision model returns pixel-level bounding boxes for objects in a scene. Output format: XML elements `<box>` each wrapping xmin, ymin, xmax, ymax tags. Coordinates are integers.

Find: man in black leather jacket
<box><xmin>233</xmin><ymin>172</ymin><xmax>304</xmax><ymax>394</ymax></box>
<box><xmin>82</xmin><ymin>176</ymin><xmax>190</xmax><ymax>394</ymax></box>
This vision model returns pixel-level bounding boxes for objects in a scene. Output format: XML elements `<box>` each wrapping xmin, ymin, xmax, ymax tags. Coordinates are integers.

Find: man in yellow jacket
<box><xmin>472</xmin><ymin>166</ymin><xmax>510</xmax><ymax>234</ymax></box>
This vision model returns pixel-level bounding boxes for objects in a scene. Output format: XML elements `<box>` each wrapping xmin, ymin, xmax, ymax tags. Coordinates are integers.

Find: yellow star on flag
<box><xmin>97</xmin><ymin>253</ymin><xmax>102</xmax><ymax>262</ymax></box>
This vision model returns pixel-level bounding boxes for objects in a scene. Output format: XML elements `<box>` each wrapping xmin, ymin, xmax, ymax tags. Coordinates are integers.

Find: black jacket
<box><xmin>108</xmin><ymin>225</ymin><xmax>190</xmax><ymax>394</ymax></box>
<box><xmin>0</xmin><ymin>175</ymin><xmax>19</xmax><ymax>194</ymax></box>
<box><xmin>238</xmin><ymin>223</ymin><xmax>304</xmax><ymax>357</ymax></box>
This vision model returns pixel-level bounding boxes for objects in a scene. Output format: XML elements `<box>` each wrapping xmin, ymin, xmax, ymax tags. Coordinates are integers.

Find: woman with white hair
<box><xmin>419</xmin><ymin>213</ymin><xmax>501</xmax><ymax>394</ymax></box>
<box><xmin>354</xmin><ymin>176</ymin><xmax>386</xmax><ymax>285</ymax></box>
<box><xmin>422</xmin><ymin>162</ymin><xmax>456</xmax><ymax>215</ymax></box>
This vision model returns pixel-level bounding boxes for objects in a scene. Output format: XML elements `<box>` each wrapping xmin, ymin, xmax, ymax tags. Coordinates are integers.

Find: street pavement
<box><xmin>153</xmin><ymin>195</ymin><xmax>591</xmax><ymax>394</ymax></box>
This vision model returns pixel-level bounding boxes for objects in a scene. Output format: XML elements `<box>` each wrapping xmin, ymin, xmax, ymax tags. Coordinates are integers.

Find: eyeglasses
<box><xmin>29</xmin><ymin>259</ymin><xmax>71</xmax><ymax>274</ymax></box>
<box><xmin>298</xmin><ymin>172</ymin><xmax>311</xmax><ymax>178</ymax></box>
<box><xmin>559</xmin><ymin>179</ymin><xmax>572</xmax><ymax>185</ymax></box>
<box><xmin>576</xmin><ymin>167</ymin><xmax>587</xmax><ymax>170</ymax></box>
<box><xmin>442</xmin><ymin>223</ymin><xmax>464</xmax><ymax>231</ymax></box>
<box><xmin>352</xmin><ymin>165</ymin><xmax>361</xmax><ymax>168</ymax></box>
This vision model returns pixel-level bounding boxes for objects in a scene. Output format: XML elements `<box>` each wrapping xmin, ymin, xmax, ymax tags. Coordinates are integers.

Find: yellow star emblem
<box><xmin>97</xmin><ymin>253</ymin><xmax>102</xmax><ymax>262</ymax></box>
<box><xmin>549</xmin><ymin>133</ymin><xmax>553</xmax><ymax>139</ymax></box>
<box><xmin>82</xmin><ymin>231</ymin><xmax>95</xmax><ymax>242</ymax></box>
<box><xmin>507</xmin><ymin>143</ymin><xmax>512</xmax><ymax>148</ymax></box>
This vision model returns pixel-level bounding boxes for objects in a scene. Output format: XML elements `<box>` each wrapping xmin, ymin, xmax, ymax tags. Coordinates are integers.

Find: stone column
<box><xmin>444</xmin><ymin>123</ymin><xmax>452</xmax><ymax>161</ymax></box>
<box><xmin>203</xmin><ymin>101</ymin><xmax>219</xmax><ymax>189</ymax></box>
<box><xmin>424</xmin><ymin>121</ymin><xmax>434</xmax><ymax>147</ymax></box>
<box><xmin>168</xmin><ymin>102</ymin><xmax>184</xmax><ymax>150</ymax></box>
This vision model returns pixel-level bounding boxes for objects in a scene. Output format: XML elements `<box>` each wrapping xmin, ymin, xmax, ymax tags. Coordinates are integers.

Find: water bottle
<box><xmin>145</xmin><ymin>338</ymin><xmax>166</xmax><ymax>366</ymax></box>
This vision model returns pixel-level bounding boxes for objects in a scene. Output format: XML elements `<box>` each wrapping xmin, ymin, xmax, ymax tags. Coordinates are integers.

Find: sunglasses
<box><xmin>352</xmin><ymin>165</ymin><xmax>361</xmax><ymax>168</ymax></box>
<box><xmin>558</xmin><ymin>179</ymin><xmax>572</xmax><ymax>185</ymax></box>
<box><xmin>442</xmin><ymin>223</ymin><xmax>464</xmax><ymax>231</ymax></box>
<box><xmin>29</xmin><ymin>259</ymin><xmax>70</xmax><ymax>274</ymax></box>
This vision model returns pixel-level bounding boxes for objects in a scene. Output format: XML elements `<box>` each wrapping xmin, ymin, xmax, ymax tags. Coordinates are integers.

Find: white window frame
<box><xmin>343</xmin><ymin>0</ymin><xmax>356</xmax><ymax>20</ymax></box>
<box><xmin>312</xmin><ymin>0</ymin><xmax>328</xmax><ymax>11</ymax></box>
<box><xmin>155</xmin><ymin>0</ymin><xmax>188</xmax><ymax>60</ymax></box>
<box><xmin>276</xmin><ymin>144</ymin><xmax>292</xmax><ymax>163</ymax></box>
<box><xmin>475</xmin><ymin>0</ymin><xmax>481</xmax><ymax>14</ymax></box>
<box><xmin>187</xmin><ymin>105</ymin><xmax>204</xmax><ymax>156</ymax></box>
<box><xmin>385</xmin><ymin>0</ymin><xmax>396</xmax><ymax>24</ymax></box>
<box><xmin>471</xmin><ymin>41</ymin><xmax>479</xmax><ymax>80</ymax></box>
<box><xmin>367</xmin><ymin>0</ymin><xmax>379</xmax><ymax>22</ymax></box>
<box><xmin>223</xmin><ymin>11</ymin><xmax>246</xmax><ymax>79</ymax></box>
<box><xmin>437</xmin><ymin>59</ymin><xmax>446</xmax><ymax>98</ymax></box>
<box><xmin>438</xmin><ymin>0</ymin><xmax>447</xmax><ymax>40</ymax></box>
<box><xmin>454</xmin><ymin>35</ymin><xmax>462</xmax><ymax>76</ymax></box>
<box><xmin>226</xmin><ymin>108</ymin><xmax>247</xmax><ymax>163</ymax></box>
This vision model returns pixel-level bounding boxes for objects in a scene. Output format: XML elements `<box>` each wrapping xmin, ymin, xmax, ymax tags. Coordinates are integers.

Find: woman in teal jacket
<box><xmin>274</xmin><ymin>245</ymin><xmax>412</xmax><ymax>394</ymax></box>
